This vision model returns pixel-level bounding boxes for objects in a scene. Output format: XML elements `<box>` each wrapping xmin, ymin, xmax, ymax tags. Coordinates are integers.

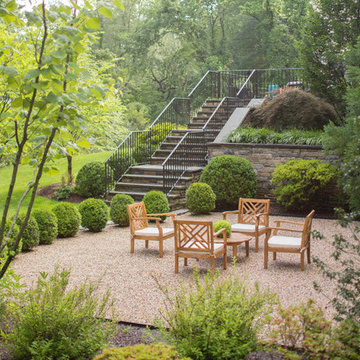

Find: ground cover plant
<box><xmin>185</xmin><ymin>182</ymin><xmax>216</xmax><ymax>215</ymax></box>
<box><xmin>228</xmin><ymin>127</ymin><xmax>323</xmax><ymax>145</ymax></box>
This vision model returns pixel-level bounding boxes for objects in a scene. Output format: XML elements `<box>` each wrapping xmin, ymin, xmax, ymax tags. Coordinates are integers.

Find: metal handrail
<box><xmin>236</xmin><ymin>69</ymin><xmax>256</xmax><ymax>97</ymax></box>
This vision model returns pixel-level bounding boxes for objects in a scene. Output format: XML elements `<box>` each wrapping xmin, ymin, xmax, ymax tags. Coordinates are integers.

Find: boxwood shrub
<box><xmin>213</xmin><ymin>220</ymin><xmax>232</xmax><ymax>238</ymax></box>
<box><xmin>75</xmin><ymin>161</ymin><xmax>106</xmax><ymax>198</ymax></box>
<box><xmin>52</xmin><ymin>202</ymin><xmax>81</xmax><ymax>238</ymax></box>
<box><xmin>33</xmin><ymin>209</ymin><xmax>58</xmax><ymax>245</ymax></box>
<box><xmin>143</xmin><ymin>190</ymin><xmax>170</xmax><ymax>222</ymax></box>
<box><xmin>79</xmin><ymin>198</ymin><xmax>108</xmax><ymax>232</ymax></box>
<box><xmin>110</xmin><ymin>194</ymin><xmax>134</xmax><ymax>227</ymax></box>
<box><xmin>185</xmin><ymin>182</ymin><xmax>216</xmax><ymax>215</ymax></box>
<box><xmin>15</xmin><ymin>214</ymin><xmax>39</xmax><ymax>251</ymax></box>
<box><xmin>1</xmin><ymin>220</ymin><xmax>22</xmax><ymax>256</ymax></box>
<box><xmin>200</xmin><ymin>155</ymin><xmax>257</xmax><ymax>209</ymax></box>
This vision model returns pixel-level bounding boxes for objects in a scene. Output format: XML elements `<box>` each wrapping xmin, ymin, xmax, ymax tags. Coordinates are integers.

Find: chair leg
<box><xmin>273</xmin><ymin>252</ymin><xmax>277</xmax><ymax>261</ymax></box>
<box><xmin>130</xmin><ymin>237</ymin><xmax>135</xmax><ymax>254</ymax></box>
<box><xmin>184</xmin><ymin>258</ymin><xmax>188</xmax><ymax>266</ymax></box>
<box><xmin>159</xmin><ymin>240</ymin><xmax>163</xmax><ymax>258</ymax></box>
<box><xmin>245</xmin><ymin>242</ymin><xmax>249</xmax><ymax>257</ymax></box>
<box><xmin>175</xmin><ymin>254</ymin><xmax>179</xmax><ymax>273</ymax></box>
<box><xmin>300</xmin><ymin>252</ymin><xmax>305</xmax><ymax>271</ymax></box>
<box><xmin>264</xmin><ymin>246</ymin><xmax>268</xmax><ymax>269</ymax></box>
<box><xmin>307</xmin><ymin>246</ymin><xmax>311</xmax><ymax>264</ymax></box>
<box><xmin>255</xmin><ymin>233</ymin><xmax>259</xmax><ymax>253</ymax></box>
<box><xmin>145</xmin><ymin>240</ymin><xmax>149</xmax><ymax>249</ymax></box>
<box><xmin>210</xmin><ymin>257</ymin><xmax>215</xmax><ymax>272</ymax></box>
<box><xmin>224</xmin><ymin>252</ymin><xmax>227</xmax><ymax>270</ymax></box>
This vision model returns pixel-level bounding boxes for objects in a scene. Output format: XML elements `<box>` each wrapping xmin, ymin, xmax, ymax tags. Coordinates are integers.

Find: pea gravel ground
<box><xmin>11</xmin><ymin>212</ymin><xmax>355</xmax><ymax>325</ymax></box>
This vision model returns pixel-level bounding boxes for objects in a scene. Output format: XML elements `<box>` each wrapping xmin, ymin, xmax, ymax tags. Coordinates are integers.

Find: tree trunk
<box><xmin>67</xmin><ymin>154</ymin><xmax>73</xmax><ymax>184</ymax></box>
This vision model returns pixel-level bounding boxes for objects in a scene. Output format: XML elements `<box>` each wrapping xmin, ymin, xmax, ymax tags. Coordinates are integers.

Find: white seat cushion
<box><xmin>134</xmin><ymin>227</ymin><xmax>174</xmax><ymax>237</ymax></box>
<box><xmin>268</xmin><ymin>235</ymin><xmax>301</xmax><ymax>249</ymax></box>
<box><xmin>232</xmin><ymin>223</ymin><xmax>266</xmax><ymax>232</ymax></box>
<box><xmin>180</xmin><ymin>241</ymin><xmax>224</xmax><ymax>253</ymax></box>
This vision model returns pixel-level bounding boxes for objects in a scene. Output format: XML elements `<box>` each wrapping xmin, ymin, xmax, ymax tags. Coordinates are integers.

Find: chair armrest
<box><xmin>135</xmin><ymin>216</ymin><xmax>162</xmax><ymax>221</ymax></box>
<box><xmin>147</xmin><ymin>213</ymin><xmax>177</xmax><ymax>217</ymax></box>
<box><xmin>269</xmin><ymin>226</ymin><xmax>304</xmax><ymax>233</ymax></box>
<box><xmin>222</xmin><ymin>210</ymin><xmax>239</xmax><ymax>220</ymax></box>
<box><xmin>275</xmin><ymin>219</ymin><xmax>304</xmax><ymax>226</ymax></box>
<box><xmin>214</xmin><ymin>228</ymin><xmax>227</xmax><ymax>245</ymax></box>
<box><xmin>255</xmin><ymin>212</ymin><xmax>270</xmax><ymax>226</ymax></box>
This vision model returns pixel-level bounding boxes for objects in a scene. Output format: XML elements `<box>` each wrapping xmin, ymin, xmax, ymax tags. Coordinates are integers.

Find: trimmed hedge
<box><xmin>110</xmin><ymin>194</ymin><xmax>134</xmax><ymax>227</ymax></box>
<box><xmin>33</xmin><ymin>209</ymin><xmax>58</xmax><ymax>245</ymax></box>
<box><xmin>200</xmin><ymin>155</ymin><xmax>257</xmax><ymax>209</ymax></box>
<box><xmin>79</xmin><ymin>198</ymin><xmax>108</xmax><ymax>232</ymax></box>
<box><xmin>52</xmin><ymin>202</ymin><xmax>81</xmax><ymax>238</ymax></box>
<box><xmin>186</xmin><ymin>182</ymin><xmax>216</xmax><ymax>215</ymax></box>
<box><xmin>75</xmin><ymin>161</ymin><xmax>106</xmax><ymax>198</ymax></box>
<box><xmin>143</xmin><ymin>191</ymin><xmax>170</xmax><ymax>222</ymax></box>
<box><xmin>15</xmin><ymin>214</ymin><xmax>39</xmax><ymax>251</ymax></box>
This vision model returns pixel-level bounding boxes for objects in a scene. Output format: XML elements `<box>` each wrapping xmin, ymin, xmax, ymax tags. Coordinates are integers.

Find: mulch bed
<box><xmin>36</xmin><ymin>183</ymin><xmax>85</xmax><ymax>203</ymax></box>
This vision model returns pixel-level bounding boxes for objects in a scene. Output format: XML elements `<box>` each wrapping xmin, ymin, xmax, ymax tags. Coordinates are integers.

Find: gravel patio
<box><xmin>11</xmin><ymin>212</ymin><xmax>352</xmax><ymax>325</ymax></box>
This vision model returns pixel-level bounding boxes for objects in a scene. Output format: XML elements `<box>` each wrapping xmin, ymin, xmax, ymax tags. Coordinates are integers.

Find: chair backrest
<box><xmin>174</xmin><ymin>220</ymin><xmax>214</xmax><ymax>254</ymax></box>
<box><xmin>301</xmin><ymin>210</ymin><xmax>315</xmax><ymax>248</ymax></box>
<box><xmin>238</xmin><ymin>198</ymin><xmax>270</xmax><ymax>226</ymax></box>
<box><xmin>127</xmin><ymin>202</ymin><xmax>148</xmax><ymax>235</ymax></box>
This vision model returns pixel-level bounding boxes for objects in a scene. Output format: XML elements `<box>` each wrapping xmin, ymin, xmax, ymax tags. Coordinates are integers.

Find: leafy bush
<box><xmin>79</xmin><ymin>198</ymin><xmax>108</xmax><ymax>232</ymax></box>
<box><xmin>15</xmin><ymin>214</ymin><xmax>39</xmax><ymax>251</ymax></box>
<box><xmin>1</xmin><ymin>220</ymin><xmax>22</xmax><ymax>257</ymax></box>
<box><xmin>155</xmin><ymin>268</ymin><xmax>276</xmax><ymax>360</ymax></box>
<box><xmin>143</xmin><ymin>191</ymin><xmax>170</xmax><ymax>222</ymax></box>
<box><xmin>213</xmin><ymin>220</ymin><xmax>231</xmax><ymax>238</ymax></box>
<box><xmin>3</xmin><ymin>268</ymin><xmax>116</xmax><ymax>360</ymax></box>
<box><xmin>93</xmin><ymin>344</ymin><xmax>187</xmax><ymax>360</ymax></box>
<box><xmin>33</xmin><ymin>209</ymin><xmax>58</xmax><ymax>245</ymax></box>
<box><xmin>56</xmin><ymin>184</ymin><xmax>73</xmax><ymax>201</ymax></box>
<box><xmin>52</xmin><ymin>202</ymin><xmax>81</xmax><ymax>238</ymax></box>
<box><xmin>185</xmin><ymin>182</ymin><xmax>216</xmax><ymax>215</ymax></box>
<box><xmin>271</xmin><ymin>159</ymin><xmax>339</xmax><ymax>210</ymax></box>
<box><xmin>200</xmin><ymin>155</ymin><xmax>257</xmax><ymax>209</ymax></box>
<box><xmin>75</xmin><ymin>161</ymin><xmax>106</xmax><ymax>198</ymax></box>
<box><xmin>228</xmin><ymin>127</ymin><xmax>323</xmax><ymax>145</ymax></box>
<box><xmin>110</xmin><ymin>194</ymin><xmax>134</xmax><ymax>227</ymax></box>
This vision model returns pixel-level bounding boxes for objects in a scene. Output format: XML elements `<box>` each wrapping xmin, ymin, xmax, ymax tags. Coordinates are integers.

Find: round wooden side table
<box><xmin>227</xmin><ymin>233</ymin><xmax>252</xmax><ymax>258</ymax></box>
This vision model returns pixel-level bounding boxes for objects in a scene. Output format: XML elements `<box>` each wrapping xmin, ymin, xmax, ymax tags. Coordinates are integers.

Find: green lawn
<box><xmin>0</xmin><ymin>151</ymin><xmax>111</xmax><ymax>216</ymax></box>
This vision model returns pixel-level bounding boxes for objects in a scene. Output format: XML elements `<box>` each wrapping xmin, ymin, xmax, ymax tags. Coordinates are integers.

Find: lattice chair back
<box><xmin>238</xmin><ymin>198</ymin><xmax>270</xmax><ymax>226</ymax></box>
<box><xmin>301</xmin><ymin>210</ymin><xmax>315</xmax><ymax>249</ymax></box>
<box><xmin>174</xmin><ymin>220</ymin><xmax>214</xmax><ymax>254</ymax></box>
<box><xmin>127</xmin><ymin>202</ymin><xmax>149</xmax><ymax>235</ymax></box>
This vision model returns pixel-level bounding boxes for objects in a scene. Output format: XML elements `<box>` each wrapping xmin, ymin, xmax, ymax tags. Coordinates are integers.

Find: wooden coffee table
<box><xmin>227</xmin><ymin>233</ymin><xmax>252</xmax><ymax>258</ymax></box>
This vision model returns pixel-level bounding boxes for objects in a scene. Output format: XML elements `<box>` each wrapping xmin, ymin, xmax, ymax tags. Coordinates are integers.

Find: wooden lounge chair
<box><xmin>223</xmin><ymin>198</ymin><xmax>270</xmax><ymax>252</ymax></box>
<box><xmin>264</xmin><ymin>210</ymin><xmax>315</xmax><ymax>271</ymax></box>
<box><xmin>127</xmin><ymin>202</ymin><xmax>176</xmax><ymax>258</ymax></box>
<box><xmin>174</xmin><ymin>219</ymin><xmax>227</xmax><ymax>273</ymax></box>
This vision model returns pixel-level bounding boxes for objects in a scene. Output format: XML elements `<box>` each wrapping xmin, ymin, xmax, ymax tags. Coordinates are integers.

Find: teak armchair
<box><xmin>264</xmin><ymin>210</ymin><xmax>315</xmax><ymax>271</ymax></box>
<box><xmin>174</xmin><ymin>219</ymin><xmax>227</xmax><ymax>273</ymax></box>
<box><xmin>127</xmin><ymin>202</ymin><xmax>176</xmax><ymax>258</ymax></box>
<box><xmin>223</xmin><ymin>198</ymin><xmax>270</xmax><ymax>252</ymax></box>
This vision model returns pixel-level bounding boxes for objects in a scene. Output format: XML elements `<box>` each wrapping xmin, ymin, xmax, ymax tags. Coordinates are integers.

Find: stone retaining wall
<box><xmin>207</xmin><ymin>142</ymin><xmax>339</xmax><ymax>211</ymax></box>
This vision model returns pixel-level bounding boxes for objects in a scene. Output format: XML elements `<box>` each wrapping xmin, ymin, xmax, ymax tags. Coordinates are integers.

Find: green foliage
<box><xmin>228</xmin><ymin>127</ymin><xmax>323</xmax><ymax>145</ymax></box>
<box><xmin>313</xmin><ymin>212</ymin><xmax>360</xmax><ymax>323</ymax></box>
<box><xmin>79</xmin><ymin>198</ymin><xmax>108</xmax><ymax>233</ymax></box>
<box><xmin>52</xmin><ymin>202</ymin><xmax>81</xmax><ymax>238</ymax></box>
<box><xmin>75</xmin><ymin>161</ymin><xmax>106</xmax><ymax>198</ymax></box>
<box><xmin>213</xmin><ymin>220</ymin><xmax>231</xmax><ymax>239</ymax></box>
<box><xmin>143</xmin><ymin>191</ymin><xmax>170</xmax><ymax>222</ymax></box>
<box><xmin>3</xmin><ymin>268</ymin><xmax>116</xmax><ymax>360</ymax></box>
<box><xmin>185</xmin><ymin>182</ymin><xmax>215</xmax><ymax>215</ymax></box>
<box><xmin>93</xmin><ymin>344</ymin><xmax>187</xmax><ymax>360</ymax></box>
<box><xmin>200</xmin><ymin>156</ymin><xmax>257</xmax><ymax>209</ymax></box>
<box><xmin>335</xmin><ymin>319</ymin><xmax>360</xmax><ymax>360</ymax></box>
<box><xmin>55</xmin><ymin>184</ymin><xmax>73</xmax><ymax>201</ymax></box>
<box><xmin>1</xmin><ymin>220</ymin><xmax>21</xmax><ymax>257</ymax></box>
<box><xmin>266</xmin><ymin>299</ymin><xmax>339</xmax><ymax>359</ymax></box>
<box><xmin>110</xmin><ymin>194</ymin><xmax>134</xmax><ymax>227</ymax></box>
<box><xmin>271</xmin><ymin>159</ymin><xmax>339</xmax><ymax>210</ymax></box>
<box><xmin>155</xmin><ymin>268</ymin><xmax>276</xmax><ymax>360</ymax></box>
<box><xmin>33</xmin><ymin>209</ymin><xmax>58</xmax><ymax>245</ymax></box>
<box><xmin>15</xmin><ymin>215</ymin><xmax>39</xmax><ymax>251</ymax></box>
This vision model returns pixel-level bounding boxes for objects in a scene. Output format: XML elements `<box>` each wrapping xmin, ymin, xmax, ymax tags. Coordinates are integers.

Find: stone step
<box><xmin>115</xmin><ymin>182</ymin><xmax>186</xmax><ymax>193</ymax></box>
<box><xmin>150</xmin><ymin>157</ymin><xmax>207</xmax><ymax>166</ymax></box>
<box><xmin>122</xmin><ymin>173</ymin><xmax>193</xmax><ymax>185</ymax></box>
<box><xmin>108</xmin><ymin>190</ymin><xmax>180</xmax><ymax>202</ymax></box>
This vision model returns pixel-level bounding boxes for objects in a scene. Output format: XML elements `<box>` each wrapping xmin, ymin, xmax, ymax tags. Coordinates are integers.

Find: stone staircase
<box><xmin>107</xmin><ymin>98</ymin><xmax>246</xmax><ymax>209</ymax></box>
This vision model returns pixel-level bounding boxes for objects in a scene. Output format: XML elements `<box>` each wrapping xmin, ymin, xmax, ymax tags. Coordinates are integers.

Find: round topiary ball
<box><xmin>1</xmin><ymin>220</ymin><xmax>22</xmax><ymax>256</ymax></box>
<box><xmin>15</xmin><ymin>214</ymin><xmax>39</xmax><ymax>251</ymax></box>
<box><xmin>33</xmin><ymin>209</ymin><xmax>58</xmax><ymax>245</ymax></box>
<box><xmin>79</xmin><ymin>198</ymin><xmax>108</xmax><ymax>232</ymax></box>
<box><xmin>142</xmin><ymin>191</ymin><xmax>170</xmax><ymax>222</ymax></box>
<box><xmin>52</xmin><ymin>202</ymin><xmax>81</xmax><ymax>238</ymax></box>
<box><xmin>200</xmin><ymin>155</ymin><xmax>257</xmax><ymax>209</ymax></box>
<box><xmin>213</xmin><ymin>220</ymin><xmax>232</xmax><ymax>238</ymax></box>
<box><xmin>75</xmin><ymin>161</ymin><xmax>106</xmax><ymax>198</ymax></box>
<box><xmin>185</xmin><ymin>182</ymin><xmax>216</xmax><ymax>215</ymax></box>
<box><xmin>110</xmin><ymin>194</ymin><xmax>134</xmax><ymax>227</ymax></box>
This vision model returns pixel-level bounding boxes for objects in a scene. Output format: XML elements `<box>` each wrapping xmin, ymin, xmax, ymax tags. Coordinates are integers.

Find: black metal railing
<box><xmin>162</xmin><ymin>131</ymin><xmax>207</xmax><ymax>195</ymax></box>
<box><xmin>104</xmin><ymin>68</ymin><xmax>305</xmax><ymax>194</ymax></box>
